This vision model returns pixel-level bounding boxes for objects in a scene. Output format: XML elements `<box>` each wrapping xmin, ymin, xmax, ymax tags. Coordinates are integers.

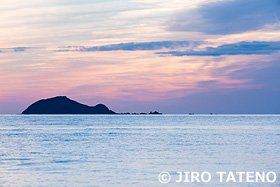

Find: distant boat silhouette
<box><xmin>22</xmin><ymin>96</ymin><xmax>115</xmax><ymax>114</ymax></box>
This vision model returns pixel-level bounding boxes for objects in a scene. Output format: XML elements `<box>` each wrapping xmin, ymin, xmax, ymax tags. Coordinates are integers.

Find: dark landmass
<box><xmin>22</xmin><ymin>96</ymin><xmax>162</xmax><ymax>115</ymax></box>
<box><xmin>22</xmin><ymin>96</ymin><xmax>116</xmax><ymax>114</ymax></box>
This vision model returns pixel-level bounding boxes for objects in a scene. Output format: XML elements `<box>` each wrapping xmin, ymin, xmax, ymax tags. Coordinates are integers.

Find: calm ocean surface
<box><xmin>0</xmin><ymin>114</ymin><xmax>280</xmax><ymax>187</ymax></box>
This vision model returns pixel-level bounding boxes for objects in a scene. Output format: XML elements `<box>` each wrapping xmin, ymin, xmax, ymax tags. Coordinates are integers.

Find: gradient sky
<box><xmin>1</xmin><ymin>0</ymin><xmax>280</xmax><ymax>114</ymax></box>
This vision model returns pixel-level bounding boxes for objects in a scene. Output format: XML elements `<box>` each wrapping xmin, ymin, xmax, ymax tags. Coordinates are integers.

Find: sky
<box><xmin>0</xmin><ymin>0</ymin><xmax>280</xmax><ymax>114</ymax></box>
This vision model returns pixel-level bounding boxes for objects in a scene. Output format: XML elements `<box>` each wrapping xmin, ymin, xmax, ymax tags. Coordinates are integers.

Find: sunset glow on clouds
<box><xmin>1</xmin><ymin>0</ymin><xmax>280</xmax><ymax>113</ymax></box>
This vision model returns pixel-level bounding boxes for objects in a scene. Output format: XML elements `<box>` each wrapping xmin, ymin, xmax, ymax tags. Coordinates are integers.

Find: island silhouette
<box><xmin>22</xmin><ymin>96</ymin><xmax>115</xmax><ymax>114</ymax></box>
<box><xmin>22</xmin><ymin>96</ymin><xmax>162</xmax><ymax>115</ymax></box>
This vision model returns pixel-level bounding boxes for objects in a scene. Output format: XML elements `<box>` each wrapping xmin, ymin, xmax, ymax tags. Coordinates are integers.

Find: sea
<box><xmin>0</xmin><ymin>114</ymin><xmax>280</xmax><ymax>187</ymax></box>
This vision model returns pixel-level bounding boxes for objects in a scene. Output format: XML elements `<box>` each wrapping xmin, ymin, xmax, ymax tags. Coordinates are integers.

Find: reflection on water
<box><xmin>0</xmin><ymin>115</ymin><xmax>280</xmax><ymax>186</ymax></box>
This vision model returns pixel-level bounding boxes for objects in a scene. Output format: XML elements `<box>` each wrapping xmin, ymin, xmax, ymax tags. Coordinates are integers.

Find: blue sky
<box><xmin>0</xmin><ymin>0</ymin><xmax>280</xmax><ymax>113</ymax></box>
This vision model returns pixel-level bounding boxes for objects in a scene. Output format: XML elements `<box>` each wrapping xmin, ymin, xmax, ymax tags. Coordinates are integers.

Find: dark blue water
<box><xmin>0</xmin><ymin>115</ymin><xmax>280</xmax><ymax>186</ymax></box>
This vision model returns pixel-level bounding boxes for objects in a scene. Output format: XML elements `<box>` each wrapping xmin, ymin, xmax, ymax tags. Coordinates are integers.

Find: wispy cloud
<box><xmin>0</xmin><ymin>47</ymin><xmax>31</xmax><ymax>53</ymax></box>
<box><xmin>56</xmin><ymin>41</ymin><xmax>203</xmax><ymax>52</ymax></box>
<box><xmin>157</xmin><ymin>41</ymin><xmax>280</xmax><ymax>56</ymax></box>
<box><xmin>1</xmin><ymin>0</ymin><xmax>204</xmax><ymax>48</ymax></box>
<box><xmin>168</xmin><ymin>0</ymin><xmax>280</xmax><ymax>35</ymax></box>
<box><xmin>169</xmin><ymin>58</ymin><xmax>280</xmax><ymax>114</ymax></box>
